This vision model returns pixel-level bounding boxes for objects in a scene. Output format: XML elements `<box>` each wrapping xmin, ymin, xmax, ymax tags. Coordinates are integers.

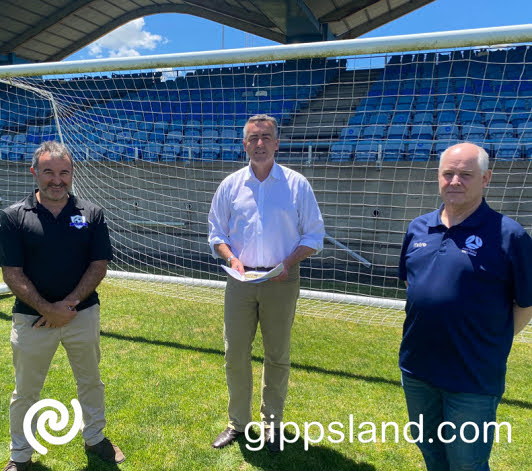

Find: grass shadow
<box><xmin>79</xmin><ymin>453</ymin><xmax>120</xmax><ymax>470</ymax></box>
<box><xmin>0</xmin><ymin>311</ymin><xmax>530</xmax><ymax>410</ymax></box>
<box><xmin>237</xmin><ymin>429</ymin><xmax>376</xmax><ymax>471</ymax></box>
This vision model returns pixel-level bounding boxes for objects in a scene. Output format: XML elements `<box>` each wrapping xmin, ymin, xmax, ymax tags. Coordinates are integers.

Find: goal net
<box><xmin>0</xmin><ymin>26</ymin><xmax>531</xmax><ymax>340</ymax></box>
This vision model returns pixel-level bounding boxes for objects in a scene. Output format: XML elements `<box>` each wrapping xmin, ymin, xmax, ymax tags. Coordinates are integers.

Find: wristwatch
<box><xmin>226</xmin><ymin>255</ymin><xmax>235</xmax><ymax>265</ymax></box>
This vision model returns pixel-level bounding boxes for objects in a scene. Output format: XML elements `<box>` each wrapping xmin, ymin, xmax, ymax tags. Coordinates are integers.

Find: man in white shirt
<box><xmin>208</xmin><ymin>114</ymin><xmax>324</xmax><ymax>452</ymax></box>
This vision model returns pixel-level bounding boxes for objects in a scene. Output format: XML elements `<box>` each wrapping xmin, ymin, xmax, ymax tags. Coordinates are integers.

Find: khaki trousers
<box><xmin>9</xmin><ymin>304</ymin><xmax>106</xmax><ymax>462</ymax></box>
<box><xmin>224</xmin><ymin>265</ymin><xmax>300</xmax><ymax>431</ymax></box>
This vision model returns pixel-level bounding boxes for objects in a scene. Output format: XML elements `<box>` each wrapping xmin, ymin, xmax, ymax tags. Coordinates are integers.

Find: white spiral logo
<box><xmin>23</xmin><ymin>399</ymin><xmax>83</xmax><ymax>455</ymax></box>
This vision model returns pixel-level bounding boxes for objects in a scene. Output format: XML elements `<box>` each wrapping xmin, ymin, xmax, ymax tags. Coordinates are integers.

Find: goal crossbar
<box><xmin>0</xmin><ymin>24</ymin><xmax>530</xmax><ymax>78</ymax></box>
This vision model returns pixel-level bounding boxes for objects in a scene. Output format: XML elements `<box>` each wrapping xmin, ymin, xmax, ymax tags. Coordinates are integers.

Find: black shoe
<box><xmin>85</xmin><ymin>437</ymin><xmax>125</xmax><ymax>464</ymax></box>
<box><xmin>212</xmin><ymin>427</ymin><xmax>243</xmax><ymax>448</ymax></box>
<box><xmin>3</xmin><ymin>460</ymin><xmax>32</xmax><ymax>471</ymax></box>
<box><xmin>265</xmin><ymin>428</ymin><xmax>282</xmax><ymax>453</ymax></box>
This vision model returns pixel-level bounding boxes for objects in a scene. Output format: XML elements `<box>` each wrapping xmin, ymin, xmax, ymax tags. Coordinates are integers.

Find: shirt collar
<box><xmin>24</xmin><ymin>190</ymin><xmax>83</xmax><ymax>211</ymax></box>
<box><xmin>245</xmin><ymin>161</ymin><xmax>281</xmax><ymax>182</ymax></box>
<box><xmin>428</xmin><ymin>198</ymin><xmax>489</xmax><ymax>229</ymax></box>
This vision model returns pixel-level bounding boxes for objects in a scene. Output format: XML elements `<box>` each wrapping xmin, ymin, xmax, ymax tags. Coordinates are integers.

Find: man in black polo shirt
<box><xmin>0</xmin><ymin>141</ymin><xmax>124</xmax><ymax>471</ymax></box>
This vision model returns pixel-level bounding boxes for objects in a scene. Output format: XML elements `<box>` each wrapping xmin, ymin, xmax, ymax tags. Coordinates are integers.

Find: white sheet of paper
<box><xmin>221</xmin><ymin>263</ymin><xmax>284</xmax><ymax>283</ymax></box>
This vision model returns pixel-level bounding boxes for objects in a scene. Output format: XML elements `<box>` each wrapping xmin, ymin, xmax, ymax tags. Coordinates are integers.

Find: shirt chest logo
<box><xmin>462</xmin><ymin>235</ymin><xmax>483</xmax><ymax>256</ymax></box>
<box><xmin>70</xmin><ymin>215</ymin><xmax>88</xmax><ymax>229</ymax></box>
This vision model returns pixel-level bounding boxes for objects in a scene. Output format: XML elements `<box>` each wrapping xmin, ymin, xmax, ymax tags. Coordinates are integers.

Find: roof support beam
<box><xmin>337</xmin><ymin>0</ymin><xmax>436</xmax><ymax>40</ymax></box>
<box><xmin>319</xmin><ymin>1</ymin><xmax>377</xmax><ymax>23</ymax></box>
<box><xmin>296</xmin><ymin>0</ymin><xmax>334</xmax><ymax>40</ymax></box>
<box><xmin>0</xmin><ymin>0</ymin><xmax>94</xmax><ymax>52</ymax></box>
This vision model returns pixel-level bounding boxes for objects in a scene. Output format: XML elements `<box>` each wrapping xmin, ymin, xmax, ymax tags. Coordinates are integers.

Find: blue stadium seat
<box><xmin>390</xmin><ymin>112</ymin><xmax>411</xmax><ymax>125</ymax></box>
<box><xmin>116</xmin><ymin>131</ymin><xmax>132</xmax><ymax>144</ymax></box>
<box><xmin>202</xmin><ymin>145</ymin><xmax>221</xmax><ymax>160</ymax></box>
<box><xmin>13</xmin><ymin>133</ymin><xmax>26</xmax><ymax>145</ymax></box>
<box><xmin>503</xmin><ymin>98</ymin><xmax>526</xmax><ymax>113</ymax></box>
<box><xmin>405</xmin><ymin>141</ymin><xmax>433</xmax><ymax>161</ymax></box>
<box><xmin>160</xmin><ymin>144</ymin><xmax>181</xmax><ymax>161</ymax></box>
<box><xmin>387</xmin><ymin>125</ymin><xmax>409</xmax><ymax>140</ymax></box>
<box><xmin>340</xmin><ymin>126</ymin><xmax>362</xmax><ymax>141</ymax></box>
<box><xmin>410</xmin><ymin>125</ymin><xmax>433</xmax><ymax>140</ymax></box>
<box><xmin>368</xmin><ymin>113</ymin><xmax>391</xmax><ymax>125</ymax></box>
<box><xmin>181</xmin><ymin>145</ymin><xmax>201</xmax><ymax>160</ymax></box>
<box><xmin>348</xmin><ymin>113</ymin><xmax>366</xmax><ymax>126</ymax></box>
<box><xmin>182</xmin><ymin>129</ymin><xmax>200</xmax><ymax>145</ymax></box>
<box><xmin>483</xmin><ymin>112</ymin><xmax>508</xmax><ymax>127</ymax></box>
<box><xmin>462</xmin><ymin>124</ymin><xmax>487</xmax><ymax>141</ymax></box>
<box><xmin>107</xmin><ymin>145</ymin><xmax>124</xmax><ymax>161</ymax></box>
<box><xmin>517</xmin><ymin>122</ymin><xmax>532</xmax><ymax>139</ymax></box>
<box><xmin>202</xmin><ymin>129</ymin><xmax>219</xmax><ymax>142</ymax></box>
<box><xmin>24</xmin><ymin>144</ymin><xmax>39</xmax><ymax>160</ymax></box>
<box><xmin>412</xmin><ymin>112</ymin><xmax>433</xmax><ymax>125</ymax></box>
<box><xmin>132</xmin><ymin>130</ymin><xmax>150</xmax><ymax>142</ymax></box>
<box><xmin>122</xmin><ymin>145</ymin><xmax>140</xmax><ymax>161</ymax></box>
<box><xmin>381</xmin><ymin>141</ymin><xmax>406</xmax><ymax>161</ymax></box>
<box><xmin>415</xmin><ymin>101</ymin><xmax>435</xmax><ymax>112</ymax></box>
<box><xmin>153</xmin><ymin>121</ymin><xmax>169</xmax><ymax>134</ymax></box>
<box><xmin>457</xmin><ymin>99</ymin><xmax>479</xmax><ymax>112</ymax></box>
<box><xmin>435</xmin><ymin>124</ymin><xmax>459</xmax><ymax>139</ymax></box>
<box><xmin>435</xmin><ymin>110</ymin><xmax>457</xmax><ymax>125</ymax></box>
<box><xmin>151</xmin><ymin>130</ymin><xmax>166</xmax><ymax>143</ymax></box>
<box><xmin>361</xmin><ymin>125</ymin><xmax>386</xmax><ymax>140</ymax></box>
<box><xmin>221</xmin><ymin>145</ymin><xmax>242</xmax><ymax>161</ymax></box>
<box><xmin>434</xmin><ymin>140</ymin><xmax>459</xmax><ymax>157</ymax></box>
<box><xmin>458</xmin><ymin>110</ymin><xmax>482</xmax><ymax>125</ymax></box>
<box><xmin>493</xmin><ymin>140</ymin><xmax>523</xmax><ymax>160</ymax></box>
<box><xmin>220</xmin><ymin>129</ymin><xmax>238</xmax><ymax>146</ymax></box>
<box><xmin>142</xmin><ymin>143</ymin><xmax>161</xmax><ymax>161</ymax></box>
<box><xmin>525</xmin><ymin>144</ymin><xmax>532</xmax><ymax>160</ymax></box>
<box><xmin>7</xmin><ymin>145</ymin><xmax>25</xmax><ymax>161</ymax></box>
<box><xmin>479</xmin><ymin>99</ymin><xmax>503</xmax><ymax>113</ymax></box>
<box><xmin>329</xmin><ymin>143</ymin><xmax>354</xmax><ymax>161</ymax></box>
<box><xmin>138</xmin><ymin>121</ymin><xmax>154</xmax><ymax>132</ymax></box>
<box><xmin>354</xmin><ymin>140</ymin><xmax>379</xmax><ymax>161</ymax></box>
<box><xmin>510</xmin><ymin>112</ymin><xmax>529</xmax><ymax>127</ymax></box>
<box><xmin>488</xmin><ymin>123</ymin><xmax>514</xmax><ymax>140</ymax></box>
<box><xmin>165</xmin><ymin>130</ymin><xmax>183</xmax><ymax>144</ymax></box>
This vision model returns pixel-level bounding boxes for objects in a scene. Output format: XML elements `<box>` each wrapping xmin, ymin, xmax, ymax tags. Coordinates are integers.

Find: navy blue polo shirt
<box><xmin>398</xmin><ymin>199</ymin><xmax>532</xmax><ymax>396</ymax></box>
<box><xmin>0</xmin><ymin>191</ymin><xmax>113</xmax><ymax>316</ymax></box>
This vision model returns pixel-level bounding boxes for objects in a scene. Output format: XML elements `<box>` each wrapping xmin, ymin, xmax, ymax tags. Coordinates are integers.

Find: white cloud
<box><xmin>88</xmin><ymin>18</ymin><xmax>167</xmax><ymax>58</ymax></box>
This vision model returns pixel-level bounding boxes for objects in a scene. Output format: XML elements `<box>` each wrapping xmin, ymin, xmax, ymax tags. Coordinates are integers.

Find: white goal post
<box><xmin>0</xmin><ymin>24</ymin><xmax>531</xmax><ymax>341</ymax></box>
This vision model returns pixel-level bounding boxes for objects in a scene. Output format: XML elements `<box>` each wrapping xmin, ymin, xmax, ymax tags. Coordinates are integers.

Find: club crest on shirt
<box><xmin>462</xmin><ymin>234</ymin><xmax>483</xmax><ymax>256</ymax></box>
<box><xmin>70</xmin><ymin>215</ymin><xmax>88</xmax><ymax>229</ymax></box>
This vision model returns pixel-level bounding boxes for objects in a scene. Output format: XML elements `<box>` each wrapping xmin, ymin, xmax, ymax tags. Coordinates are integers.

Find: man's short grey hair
<box><xmin>439</xmin><ymin>142</ymin><xmax>489</xmax><ymax>175</ymax></box>
<box><xmin>243</xmin><ymin>114</ymin><xmax>279</xmax><ymax>139</ymax></box>
<box><xmin>32</xmin><ymin>141</ymin><xmax>74</xmax><ymax>172</ymax></box>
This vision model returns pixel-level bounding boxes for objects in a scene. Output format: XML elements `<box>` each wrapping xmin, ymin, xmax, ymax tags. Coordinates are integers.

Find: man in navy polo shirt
<box><xmin>398</xmin><ymin>142</ymin><xmax>532</xmax><ymax>471</ymax></box>
<box><xmin>0</xmin><ymin>141</ymin><xmax>124</xmax><ymax>471</ymax></box>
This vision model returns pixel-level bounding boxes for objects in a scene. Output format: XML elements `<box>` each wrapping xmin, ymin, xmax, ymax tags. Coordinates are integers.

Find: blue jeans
<box><xmin>402</xmin><ymin>373</ymin><xmax>502</xmax><ymax>471</ymax></box>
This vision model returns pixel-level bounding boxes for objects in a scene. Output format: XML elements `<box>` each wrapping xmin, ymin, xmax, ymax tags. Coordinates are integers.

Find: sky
<box><xmin>64</xmin><ymin>0</ymin><xmax>531</xmax><ymax>62</ymax></box>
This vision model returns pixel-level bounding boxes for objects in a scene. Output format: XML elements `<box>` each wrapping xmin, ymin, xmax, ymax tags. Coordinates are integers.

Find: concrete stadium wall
<box><xmin>1</xmin><ymin>159</ymin><xmax>530</xmax><ymax>281</ymax></box>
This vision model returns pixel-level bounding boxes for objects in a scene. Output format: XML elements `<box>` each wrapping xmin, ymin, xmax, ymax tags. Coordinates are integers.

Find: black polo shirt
<box><xmin>0</xmin><ymin>191</ymin><xmax>113</xmax><ymax>316</ymax></box>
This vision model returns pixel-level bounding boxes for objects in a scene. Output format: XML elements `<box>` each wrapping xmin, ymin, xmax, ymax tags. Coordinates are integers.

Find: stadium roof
<box><xmin>0</xmin><ymin>0</ymin><xmax>435</xmax><ymax>64</ymax></box>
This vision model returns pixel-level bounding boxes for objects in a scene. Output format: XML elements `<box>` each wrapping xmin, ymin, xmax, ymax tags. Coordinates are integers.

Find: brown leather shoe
<box><xmin>3</xmin><ymin>460</ymin><xmax>32</xmax><ymax>471</ymax></box>
<box><xmin>265</xmin><ymin>428</ymin><xmax>282</xmax><ymax>453</ymax></box>
<box><xmin>85</xmin><ymin>437</ymin><xmax>125</xmax><ymax>464</ymax></box>
<box><xmin>212</xmin><ymin>427</ymin><xmax>243</xmax><ymax>448</ymax></box>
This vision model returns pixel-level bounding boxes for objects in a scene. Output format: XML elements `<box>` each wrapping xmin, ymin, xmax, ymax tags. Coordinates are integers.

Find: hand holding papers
<box><xmin>221</xmin><ymin>263</ymin><xmax>284</xmax><ymax>283</ymax></box>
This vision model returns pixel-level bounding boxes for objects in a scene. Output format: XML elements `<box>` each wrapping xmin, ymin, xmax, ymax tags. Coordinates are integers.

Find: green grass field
<box><xmin>0</xmin><ymin>282</ymin><xmax>530</xmax><ymax>470</ymax></box>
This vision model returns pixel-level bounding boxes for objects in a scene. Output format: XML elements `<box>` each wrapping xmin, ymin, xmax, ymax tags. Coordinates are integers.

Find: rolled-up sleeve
<box><xmin>298</xmin><ymin>180</ymin><xmax>325</xmax><ymax>253</ymax></box>
<box><xmin>208</xmin><ymin>183</ymin><xmax>231</xmax><ymax>259</ymax></box>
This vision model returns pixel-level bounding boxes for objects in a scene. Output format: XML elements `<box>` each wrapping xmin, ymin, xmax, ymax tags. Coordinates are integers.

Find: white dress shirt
<box><xmin>208</xmin><ymin>162</ymin><xmax>325</xmax><ymax>268</ymax></box>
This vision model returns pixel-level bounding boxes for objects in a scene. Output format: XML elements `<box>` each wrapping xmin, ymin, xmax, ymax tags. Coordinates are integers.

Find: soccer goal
<box><xmin>0</xmin><ymin>25</ymin><xmax>531</xmax><ymax>339</ymax></box>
